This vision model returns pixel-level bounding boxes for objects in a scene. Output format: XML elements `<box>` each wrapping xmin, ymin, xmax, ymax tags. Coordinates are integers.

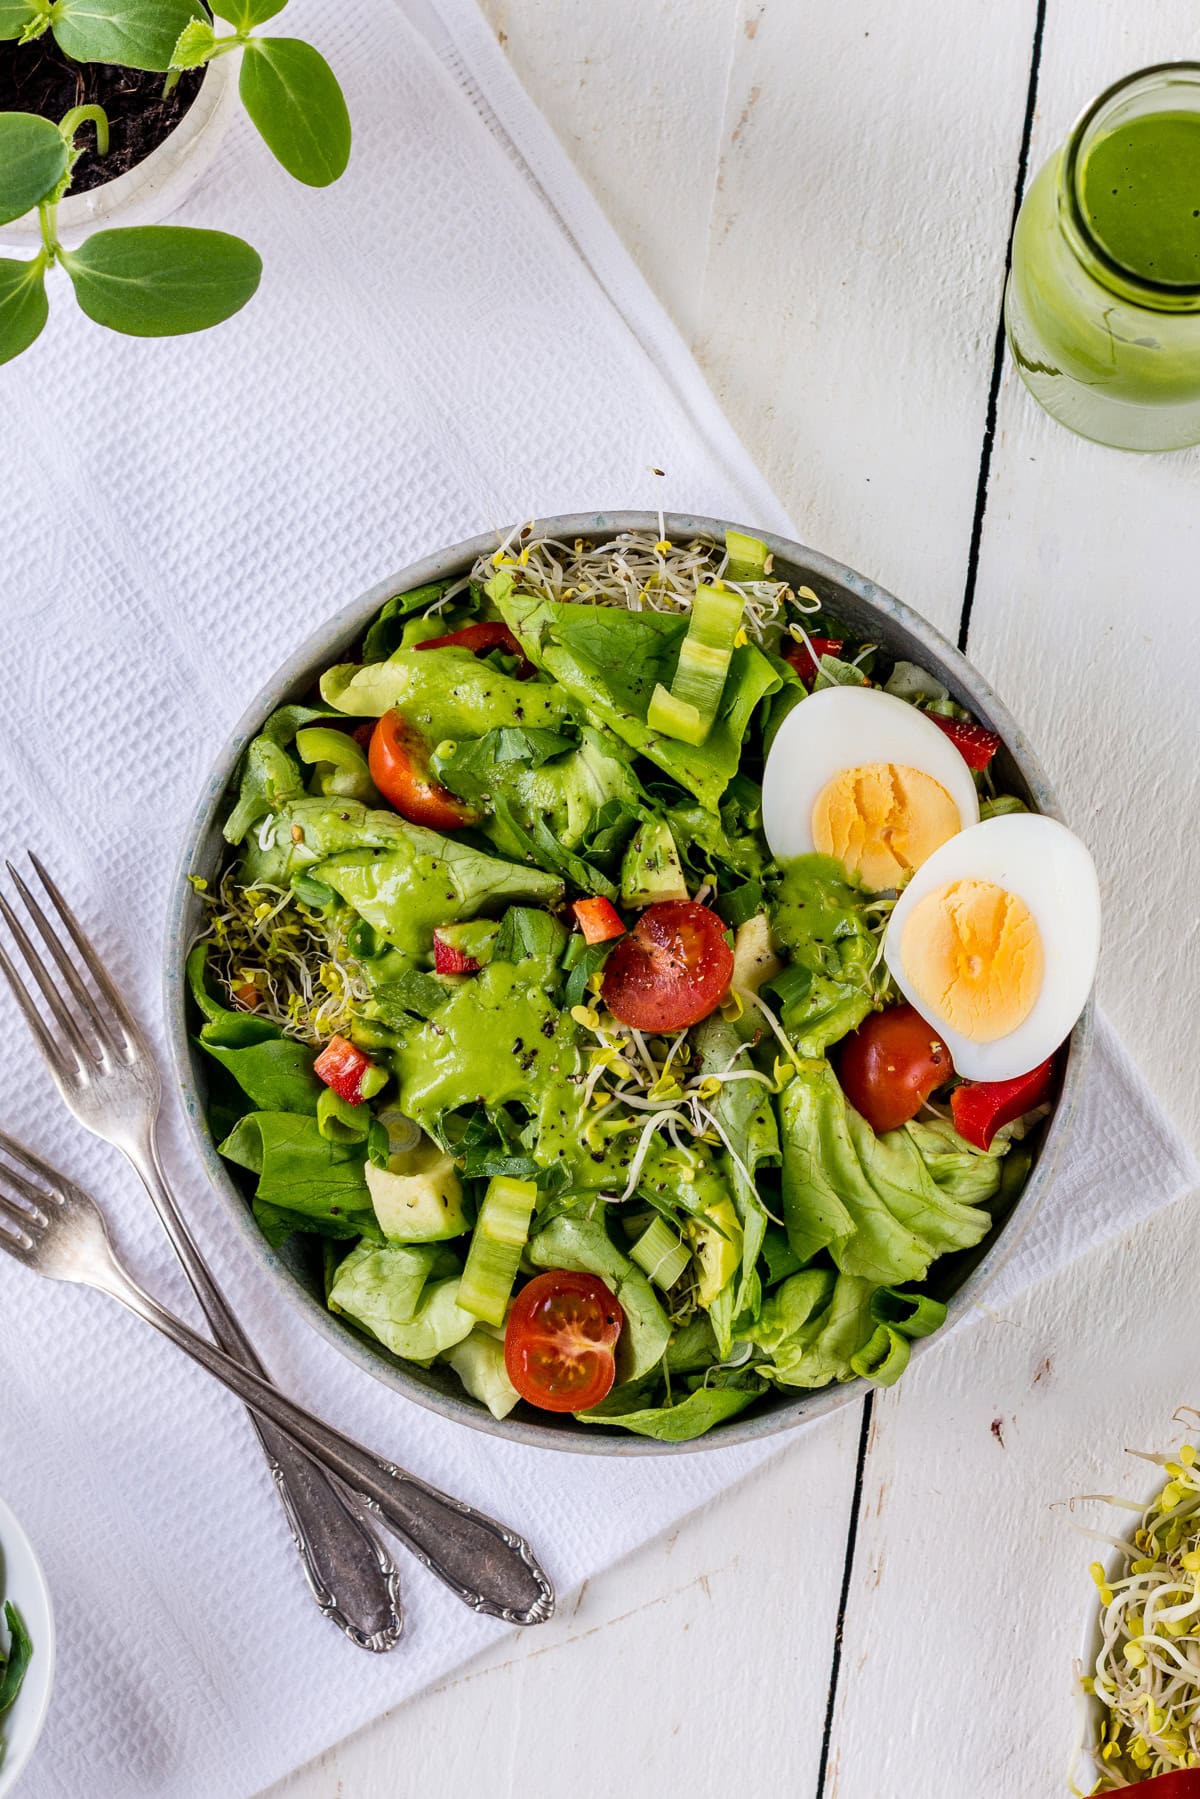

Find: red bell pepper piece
<box><xmin>783</xmin><ymin>635</ymin><xmax>844</xmax><ymax>687</ymax></box>
<box><xmin>314</xmin><ymin>1034</ymin><xmax>375</xmax><ymax>1105</ymax></box>
<box><xmin>433</xmin><ymin>931</ymin><xmax>482</xmax><ymax>975</ymax></box>
<box><xmin>573</xmin><ymin>897</ymin><xmax>625</xmax><ymax>945</ymax></box>
<box><xmin>927</xmin><ymin>711</ymin><xmax>1003</xmax><ymax>770</ymax></box>
<box><xmin>416</xmin><ymin>620</ymin><xmax>534</xmax><ymax>677</ymax></box>
<box><xmin>951</xmin><ymin>1058</ymin><xmax>1055</xmax><ymax>1150</ymax></box>
<box><xmin>1127</xmin><ymin>1776</ymin><xmax>1200</xmax><ymax>1797</ymax></box>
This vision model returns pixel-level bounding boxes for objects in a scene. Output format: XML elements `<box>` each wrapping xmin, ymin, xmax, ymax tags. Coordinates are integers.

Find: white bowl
<box><xmin>0</xmin><ymin>55</ymin><xmax>237</xmax><ymax>252</ymax></box>
<box><xmin>0</xmin><ymin>1496</ymin><xmax>55</xmax><ymax>1798</ymax></box>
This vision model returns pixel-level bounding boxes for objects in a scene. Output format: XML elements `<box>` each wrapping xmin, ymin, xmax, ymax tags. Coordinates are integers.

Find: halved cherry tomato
<box><xmin>432</xmin><ymin>931</ymin><xmax>481</xmax><ymax>975</ymax></box>
<box><xmin>573</xmin><ymin>897</ymin><xmax>625</xmax><ymax>945</ymax></box>
<box><xmin>926</xmin><ymin>711</ymin><xmax>1002</xmax><ymax>770</ymax></box>
<box><xmin>314</xmin><ymin>1034</ymin><xmax>375</xmax><ymax>1105</ymax></box>
<box><xmin>836</xmin><ymin>1004</ymin><xmax>953</xmax><ymax>1133</ymax></box>
<box><xmin>951</xmin><ymin>1058</ymin><xmax>1055</xmax><ymax>1150</ymax></box>
<box><xmin>504</xmin><ymin>1270</ymin><xmax>623</xmax><ymax>1413</ymax></box>
<box><xmin>783</xmin><ymin>635</ymin><xmax>843</xmax><ymax>687</ymax></box>
<box><xmin>415</xmin><ymin>620</ymin><xmax>533</xmax><ymax>677</ymax></box>
<box><xmin>601</xmin><ymin>900</ymin><xmax>733</xmax><ymax>1032</ymax></box>
<box><xmin>368</xmin><ymin>709</ymin><xmax>476</xmax><ymax>831</ymax></box>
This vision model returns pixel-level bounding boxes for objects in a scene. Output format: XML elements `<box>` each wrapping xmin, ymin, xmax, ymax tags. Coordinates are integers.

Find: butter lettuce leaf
<box><xmin>743</xmin><ymin>1269</ymin><xmax>878</xmax><ymax>1388</ymax></box>
<box><xmin>778</xmin><ymin>1059</ymin><xmax>995</xmax><ymax>1283</ymax></box>
<box><xmin>330</xmin><ymin>1254</ymin><xmax>474</xmax><ymax>1363</ymax></box>
<box><xmin>577</xmin><ymin>1381</ymin><xmax>761</xmax><ymax>1441</ymax></box>
<box><xmin>219</xmin><ymin>1110</ymin><xmax>374</xmax><ymax>1227</ymax></box>
<box><xmin>320</xmin><ymin>643</ymin><xmax>570</xmax><ymax>736</ymax></box>
<box><xmin>435</xmin><ymin>724</ymin><xmax>641</xmax><ymax>859</ymax></box>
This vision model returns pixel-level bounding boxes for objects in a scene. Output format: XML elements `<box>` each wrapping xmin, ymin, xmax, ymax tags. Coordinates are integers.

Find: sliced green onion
<box><xmin>630</xmin><ymin>1216</ymin><xmax>691</xmax><ymax>1290</ymax></box>
<box><xmin>647</xmin><ymin>683</ymin><xmax>704</xmax><ymax>746</ymax></box>
<box><xmin>295</xmin><ymin>726</ymin><xmax>375</xmax><ymax>801</ymax></box>
<box><xmin>459</xmin><ymin>1176</ymin><xmax>538</xmax><ymax>1325</ymax></box>
<box><xmin>317</xmin><ymin>1087</ymin><xmax>370</xmax><ymax>1143</ymax></box>
<box><xmin>870</xmin><ymin>1288</ymin><xmax>947</xmax><ymax>1340</ymax></box>
<box><xmin>850</xmin><ymin>1324</ymin><xmax>911</xmax><ymax>1386</ymax></box>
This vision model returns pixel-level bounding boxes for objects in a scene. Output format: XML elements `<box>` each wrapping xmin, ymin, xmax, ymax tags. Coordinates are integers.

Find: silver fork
<box><xmin>0</xmin><ymin>854</ymin><xmax>403</xmax><ymax>1651</ymax></box>
<box><xmin>0</xmin><ymin>1132</ymin><xmax>553</xmax><ymax>1623</ymax></box>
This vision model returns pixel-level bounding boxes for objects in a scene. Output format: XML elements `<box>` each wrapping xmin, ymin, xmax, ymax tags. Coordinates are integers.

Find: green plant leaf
<box><xmin>239</xmin><ymin>37</ymin><xmax>351</xmax><ymax>186</ymax></box>
<box><xmin>52</xmin><ymin>0</ymin><xmax>205</xmax><ymax>71</ymax></box>
<box><xmin>61</xmin><ymin>227</ymin><xmax>262</xmax><ymax>336</ymax></box>
<box><xmin>0</xmin><ymin>113</ymin><xmax>70</xmax><ymax>223</ymax></box>
<box><xmin>210</xmin><ymin>0</ymin><xmax>287</xmax><ymax>23</ymax></box>
<box><xmin>0</xmin><ymin>0</ymin><xmax>41</xmax><ymax>42</ymax></box>
<box><xmin>0</xmin><ymin>257</ymin><xmax>49</xmax><ymax>365</ymax></box>
<box><xmin>169</xmin><ymin>13</ymin><xmax>216</xmax><ymax>66</ymax></box>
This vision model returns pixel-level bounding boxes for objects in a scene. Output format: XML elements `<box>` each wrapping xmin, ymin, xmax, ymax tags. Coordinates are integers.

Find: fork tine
<box><xmin>0</xmin><ymin>891</ymin><xmax>95</xmax><ymax>1068</ymax></box>
<box><xmin>26</xmin><ymin>854</ymin><xmax>141</xmax><ymax>1045</ymax></box>
<box><xmin>0</xmin><ymin>1181</ymin><xmax>44</xmax><ymax>1236</ymax></box>
<box><xmin>0</xmin><ymin>1127</ymin><xmax>61</xmax><ymax>1197</ymax></box>
<box><xmin>0</xmin><ymin>1209</ymin><xmax>37</xmax><ymax>1262</ymax></box>
<box><xmin>5</xmin><ymin>862</ymin><xmax>120</xmax><ymax>1052</ymax></box>
<box><xmin>0</xmin><ymin>939</ymin><xmax>77</xmax><ymax>1078</ymax></box>
<box><xmin>0</xmin><ymin>1164</ymin><xmax>48</xmax><ymax>1226</ymax></box>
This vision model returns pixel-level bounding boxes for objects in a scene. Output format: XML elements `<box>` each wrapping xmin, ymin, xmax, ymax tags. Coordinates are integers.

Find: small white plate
<box><xmin>0</xmin><ymin>1496</ymin><xmax>55</xmax><ymax>1798</ymax></box>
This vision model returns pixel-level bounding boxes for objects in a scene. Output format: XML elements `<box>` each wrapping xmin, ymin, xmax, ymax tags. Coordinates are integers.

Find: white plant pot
<box><xmin>0</xmin><ymin>52</ymin><xmax>238</xmax><ymax>251</ymax></box>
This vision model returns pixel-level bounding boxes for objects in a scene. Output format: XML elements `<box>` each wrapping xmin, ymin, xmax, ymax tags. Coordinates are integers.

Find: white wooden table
<box><xmin>268</xmin><ymin>5</ymin><xmax>1200</xmax><ymax>1793</ymax></box>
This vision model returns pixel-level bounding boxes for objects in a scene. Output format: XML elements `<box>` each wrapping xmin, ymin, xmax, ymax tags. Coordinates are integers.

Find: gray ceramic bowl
<box><xmin>166</xmin><ymin>512</ymin><xmax>1092</xmax><ymax>1454</ymax></box>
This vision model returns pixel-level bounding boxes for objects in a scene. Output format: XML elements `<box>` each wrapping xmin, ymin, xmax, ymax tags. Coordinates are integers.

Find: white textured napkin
<box><xmin>0</xmin><ymin>2</ymin><xmax>1194</xmax><ymax>1795</ymax></box>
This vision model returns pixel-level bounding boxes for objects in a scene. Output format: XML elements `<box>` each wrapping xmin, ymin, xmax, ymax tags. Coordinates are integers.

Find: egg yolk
<box><xmin>811</xmin><ymin>763</ymin><xmax>961</xmax><ymax>891</ymax></box>
<box><xmin>901</xmin><ymin>879</ymin><xmax>1044</xmax><ymax>1042</ymax></box>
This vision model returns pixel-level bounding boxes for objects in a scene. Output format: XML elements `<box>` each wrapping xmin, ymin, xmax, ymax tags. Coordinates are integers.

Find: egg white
<box><xmin>883</xmin><ymin>814</ymin><xmax>1101</xmax><ymax>1083</ymax></box>
<box><xmin>762</xmin><ymin>686</ymin><xmax>981</xmax><ymax>873</ymax></box>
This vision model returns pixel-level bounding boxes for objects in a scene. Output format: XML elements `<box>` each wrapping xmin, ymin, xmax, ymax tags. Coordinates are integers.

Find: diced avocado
<box><xmin>435</xmin><ymin>919</ymin><xmax>500</xmax><ymax>966</ymax></box>
<box><xmin>688</xmin><ymin>1197</ymin><xmax>743</xmax><ymax>1307</ymax></box>
<box><xmin>724</xmin><ymin>529</ymin><xmax>771</xmax><ymax>583</ymax></box>
<box><xmin>620</xmin><ymin>818</ymin><xmax>689</xmax><ymax>907</ymax></box>
<box><xmin>444</xmin><ymin>1325</ymin><xmax>521</xmax><ymax>1419</ymax></box>
<box><xmin>731</xmin><ymin>912</ymin><xmax>783</xmax><ymax>995</ymax></box>
<box><xmin>365</xmin><ymin>1138</ymin><xmax>469</xmax><ymax>1241</ymax></box>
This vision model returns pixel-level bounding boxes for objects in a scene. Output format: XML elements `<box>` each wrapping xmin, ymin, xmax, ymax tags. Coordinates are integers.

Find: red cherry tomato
<box><xmin>504</xmin><ymin>1271</ymin><xmax>623</xmax><ymax>1413</ymax></box>
<box><xmin>415</xmin><ymin>620</ymin><xmax>533</xmax><ymax>677</ymax></box>
<box><xmin>836</xmin><ymin>1004</ymin><xmax>953</xmax><ymax>1133</ymax></box>
<box><xmin>432</xmin><ymin>931</ymin><xmax>482</xmax><ymax>975</ymax></box>
<box><xmin>600</xmin><ymin>900</ymin><xmax>733</xmax><ymax>1032</ymax></box>
<box><xmin>951</xmin><ymin>1058</ymin><xmax>1055</xmax><ymax>1150</ymax></box>
<box><xmin>782</xmin><ymin>635</ymin><xmax>844</xmax><ymax>686</ymax></box>
<box><xmin>926</xmin><ymin>711</ymin><xmax>1002</xmax><ymax>770</ymax></box>
<box><xmin>368</xmin><ymin>709</ymin><xmax>476</xmax><ymax>832</ymax></box>
<box><xmin>314</xmin><ymin>1034</ymin><xmax>374</xmax><ymax>1105</ymax></box>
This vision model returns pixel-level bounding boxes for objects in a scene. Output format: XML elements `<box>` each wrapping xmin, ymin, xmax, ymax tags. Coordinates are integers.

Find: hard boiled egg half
<box><xmin>883</xmin><ymin>814</ymin><xmax>1100</xmax><ymax>1082</ymax></box>
<box><xmin>762</xmin><ymin>687</ymin><xmax>980</xmax><ymax>890</ymax></box>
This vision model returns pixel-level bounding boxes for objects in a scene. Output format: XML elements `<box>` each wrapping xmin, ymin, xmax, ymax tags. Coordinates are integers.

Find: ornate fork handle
<box><xmin>101</xmin><ymin>1246</ymin><xmax>554</xmax><ymax>1625</ymax></box>
<box><xmin>130</xmin><ymin>1134</ymin><xmax>403</xmax><ymax>1648</ymax></box>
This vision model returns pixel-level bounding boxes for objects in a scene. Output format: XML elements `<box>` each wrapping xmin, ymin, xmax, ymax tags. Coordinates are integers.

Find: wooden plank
<box><xmin>696</xmin><ymin>0</ymin><xmax>1040</xmax><ymax>637</ymax></box>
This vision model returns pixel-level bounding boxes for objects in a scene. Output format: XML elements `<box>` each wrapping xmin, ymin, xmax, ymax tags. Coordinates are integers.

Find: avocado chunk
<box><xmin>688</xmin><ymin>1197</ymin><xmax>743</xmax><ymax>1306</ymax></box>
<box><xmin>620</xmin><ymin>818</ymin><xmax>689</xmax><ymax>907</ymax></box>
<box><xmin>444</xmin><ymin>1325</ymin><xmax>521</xmax><ymax>1419</ymax></box>
<box><xmin>365</xmin><ymin>1138</ymin><xmax>469</xmax><ymax>1241</ymax></box>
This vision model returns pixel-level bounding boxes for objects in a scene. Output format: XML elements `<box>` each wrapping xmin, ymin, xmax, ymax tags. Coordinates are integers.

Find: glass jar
<box><xmin>1005</xmin><ymin>62</ymin><xmax>1200</xmax><ymax>450</ymax></box>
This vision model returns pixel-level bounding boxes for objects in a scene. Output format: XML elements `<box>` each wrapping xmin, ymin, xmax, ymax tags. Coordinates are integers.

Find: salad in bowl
<box><xmin>177</xmin><ymin>516</ymin><xmax>1098</xmax><ymax>1447</ymax></box>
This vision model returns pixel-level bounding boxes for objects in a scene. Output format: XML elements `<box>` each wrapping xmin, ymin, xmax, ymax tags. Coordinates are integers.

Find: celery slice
<box><xmin>630</xmin><ymin>1216</ymin><xmax>691</xmax><ymax>1291</ymax></box>
<box><xmin>459</xmin><ymin>1175</ymin><xmax>538</xmax><ymax>1325</ymax></box>
<box><xmin>723</xmin><ymin>529</ymin><xmax>770</xmax><ymax>583</ymax></box>
<box><xmin>647</xmin><ymin>585</ymin><xmax>744</xmax><ymax>747</ymax></box>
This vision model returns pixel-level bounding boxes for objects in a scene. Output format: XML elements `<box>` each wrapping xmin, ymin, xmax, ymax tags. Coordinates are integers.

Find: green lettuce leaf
<box><xmin>578</xmin><ymin>1382</ymin><xmax>760</xmax><ymax>1441</ymax></box>
<box><xmin>219</xmin><ymin>1110</ymin><xmax>374</xmax><ymax>1227</ymax></box>
<box><xmin>739</xmin><ymin>1267</ymin><xmax>881</xmax><ymax>1388</ymax></box>
<box><xmin>778</xmin><ymin>1059</ymin><xmax>995</xmax><ymax>1284</ymax></box>
<box><xmin>362</xmin><ymin>582</ymin><xmax>461</xmax><ymax>660</ymax></box>
<box><xmin>436</xmin><ymin>724</ymin><xmax>641</xmax><ymax>860</ymax></box>
<box><xmin>0</xmin><ymin>1600</ymin><xmax>32</xmax><ymax>1715</ymax></box>
<box><xmin>329</xmin><ymin>1251</ymin><xmax>474</xmax><ymax>1362</ymax></box>
<box><xmin>188</xmin><ymin>943</ymin><xmax>321</xmax><ymax>1114</ymax></box>
<box><xmin>320</xmin><ymin>643</ymin><xmax>570</xmax><ymax>736</ymax></box>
